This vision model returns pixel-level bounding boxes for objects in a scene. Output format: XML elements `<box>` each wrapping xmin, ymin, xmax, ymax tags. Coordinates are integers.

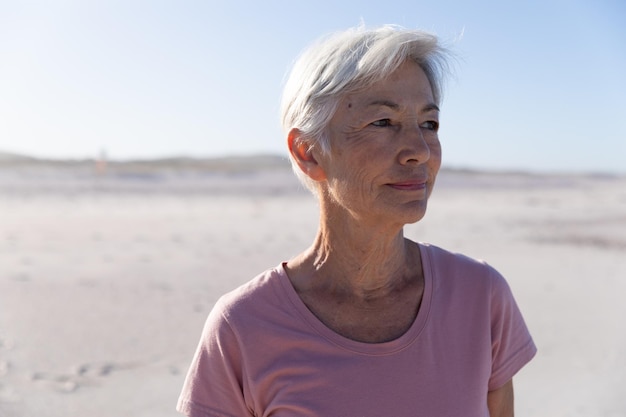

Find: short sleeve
<box><xmin>488</xmin><ymin>268</ymin><xmax>537</xmax><ymax>391</ymax></box>
<box><xmin>177</xmin><ymin>299</ymin><xmax>254</xmax><ymax>417</ymax></box>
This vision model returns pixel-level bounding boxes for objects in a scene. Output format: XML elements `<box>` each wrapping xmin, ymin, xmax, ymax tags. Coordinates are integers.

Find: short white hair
<box><xmin>281</xmin><ymin>25</ymin><xmax>453</xmax><ymax>193</ymax></box>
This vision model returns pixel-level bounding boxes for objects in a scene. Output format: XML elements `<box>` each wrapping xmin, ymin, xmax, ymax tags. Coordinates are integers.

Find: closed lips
<box><xmin>387</xmin><ymin>181</ymin><xmax>427</xmax><ymax>190</ymax></box>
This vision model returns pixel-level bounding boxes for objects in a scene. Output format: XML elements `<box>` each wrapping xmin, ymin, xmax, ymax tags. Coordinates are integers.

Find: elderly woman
<box><xmin>177</xmin><ymin>25</ymin><xmax>536</xmax><ymax>417</ymax></box>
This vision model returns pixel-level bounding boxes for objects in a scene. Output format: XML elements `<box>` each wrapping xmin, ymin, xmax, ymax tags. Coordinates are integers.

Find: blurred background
<box><xmin>1</xmin><ymin>1</ymin><xmax>625</xmax><ymax>416</ymax></box>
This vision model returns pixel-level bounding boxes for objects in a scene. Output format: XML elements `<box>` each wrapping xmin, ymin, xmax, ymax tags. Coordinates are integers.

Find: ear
<box><xmin>287</xmin><ymin>128</ymin><xmax>327</xmax><ymax>181</ymax></box>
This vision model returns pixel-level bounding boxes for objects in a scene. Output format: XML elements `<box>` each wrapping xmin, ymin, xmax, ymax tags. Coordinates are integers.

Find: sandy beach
<box><xmin>1</xmin><ymin>155</ymin><xmax>625</xmax><ymax>417</ymax></box>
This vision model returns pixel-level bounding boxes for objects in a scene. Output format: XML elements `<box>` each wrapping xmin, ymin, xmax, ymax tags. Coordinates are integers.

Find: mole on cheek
<box><xmin>347</xmin><ymin>103</ymin><xmax>352</xmax><ymax>109</ymax></box>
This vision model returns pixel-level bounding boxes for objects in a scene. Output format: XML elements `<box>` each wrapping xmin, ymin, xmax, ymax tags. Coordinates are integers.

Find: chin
<box><xmin>397</xmin><ymin>201</ymin><xmax>429</xmax><ymax>225</ymax></box>
<box><xmin>405</xmin><ymin>212</ymin><xmax>427</xmax><ymax>225</ymax></box>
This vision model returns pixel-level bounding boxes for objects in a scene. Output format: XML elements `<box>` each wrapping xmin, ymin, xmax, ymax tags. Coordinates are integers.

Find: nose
<box><xmin>398</xmin><ymin>125</ymin><xmax>431</xmax><ymax>165</ymax></box>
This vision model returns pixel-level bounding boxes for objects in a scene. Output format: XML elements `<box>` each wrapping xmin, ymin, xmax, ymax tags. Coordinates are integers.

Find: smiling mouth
<box><xmin>387</xmin><ymin>181</ymin><xmax>427</xmax><ymax>191</ymax></box>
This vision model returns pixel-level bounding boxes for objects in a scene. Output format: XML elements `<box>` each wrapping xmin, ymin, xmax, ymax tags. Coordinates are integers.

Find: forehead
<box><xmin>344</xmin><ymin>61</ymin><xmax>435</xmax><ymax>109</ymax></box>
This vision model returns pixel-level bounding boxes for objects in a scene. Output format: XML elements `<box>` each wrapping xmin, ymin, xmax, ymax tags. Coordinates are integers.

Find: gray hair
<box><xmin>280</xmin><ymin>25</ymin><xmax>453</xmax><ymax>192</ymax></box>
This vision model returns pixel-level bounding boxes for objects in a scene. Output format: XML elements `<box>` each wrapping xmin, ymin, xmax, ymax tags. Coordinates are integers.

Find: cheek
<box><xmin>428</xmin><ymin>137</ymin><xmax>442</xmax><ymax>165</ymax></box>
<box><xmin>335</xmin><ymin>163</ymin><xmax>374</xmax><ymax>191</ymax></box>
<box><xmin>326</xmin><ymin>157</ymin><xmax>379</xmax><ymax>204</ymax></box>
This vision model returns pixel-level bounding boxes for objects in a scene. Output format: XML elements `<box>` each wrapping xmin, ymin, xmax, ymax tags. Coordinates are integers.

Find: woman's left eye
<box><xmin>371</xmin><ymin>119</ymin><xmax>392</xmax><ymax>127</ymax></box>
<box><xmin>420</xmin><ymin>120</ymin><xmax>439</xmax><ymax>131</ymax></box>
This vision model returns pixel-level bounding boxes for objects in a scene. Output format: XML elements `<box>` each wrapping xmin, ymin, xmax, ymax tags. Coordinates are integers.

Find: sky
<box><xmin>0</xmin><ymin>0</ymin><xmax>624</xmax><ymax>173</ymax></box>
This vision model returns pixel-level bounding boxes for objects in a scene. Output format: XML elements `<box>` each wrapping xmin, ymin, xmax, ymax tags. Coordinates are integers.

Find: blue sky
<box><xmin>1</xmin><ymin>0</ymin><xmax>624</xmax><ymax>173</ymax></box>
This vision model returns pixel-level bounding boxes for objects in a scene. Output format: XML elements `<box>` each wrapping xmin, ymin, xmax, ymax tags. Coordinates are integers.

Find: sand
<box><xmin>1</xmin><ymin>156</ymin><xmax>625</xmax><ymax>417</ymax></box>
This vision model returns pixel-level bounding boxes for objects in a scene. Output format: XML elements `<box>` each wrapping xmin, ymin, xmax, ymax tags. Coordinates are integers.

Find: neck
<box><xmin>289</xmin><ymin>202</ymin><xmax>420</xmax><ymax>300</ymax></box>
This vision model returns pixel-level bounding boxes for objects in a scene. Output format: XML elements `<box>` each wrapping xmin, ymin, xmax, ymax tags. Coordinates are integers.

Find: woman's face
<box><xmin>317</xmin><ymin>60</ymin><xmax>442</xmax><ymax>227</ymax></box>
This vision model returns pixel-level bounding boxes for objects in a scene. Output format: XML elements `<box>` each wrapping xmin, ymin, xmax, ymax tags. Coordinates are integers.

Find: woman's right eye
<box><xmin>371</xmin><ymin>119</ymin><xmax>392</xmax><ymax>127</ymax></box>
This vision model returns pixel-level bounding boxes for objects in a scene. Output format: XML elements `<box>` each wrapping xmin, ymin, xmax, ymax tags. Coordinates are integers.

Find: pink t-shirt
<box><xmin>177</xmin><ymin>243</ymin><xmax>536</xmax><ymax>417</ymax></box>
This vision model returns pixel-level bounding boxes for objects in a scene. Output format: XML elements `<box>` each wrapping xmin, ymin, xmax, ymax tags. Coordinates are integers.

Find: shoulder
<box><xmin>178</xmin><ymin>268</ymin><xmax>290</xmax><ymax>416</ymax></box>
<box><xmin>418</xmin><ymin>242</ymin><xmax>517</xmax><ymax>309</ymax></box>
<box><xmin>213</xmin><ymin>264</ymin><xmax>286</xmax><ymax>321</ymax></box>
<box><xmin>201</xmin><ymin>264</ymin><xmax>301</xmax><ymax>346</ymax></box>
<box><xmin>420</xmin><ymin>242</ymin><xmax>504</xmax><ymax>283</ymax></box>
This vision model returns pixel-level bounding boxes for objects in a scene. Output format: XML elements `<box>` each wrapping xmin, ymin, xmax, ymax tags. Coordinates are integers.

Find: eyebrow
<box><xmin>422</xmin><ymin>103</ymin><xmax>441</xmax><ymax>113</ymax></box>
<box><xmin>366</xmin><ymin>100</ymin><xmax>440</xmax><ymax>113</ymax></box>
